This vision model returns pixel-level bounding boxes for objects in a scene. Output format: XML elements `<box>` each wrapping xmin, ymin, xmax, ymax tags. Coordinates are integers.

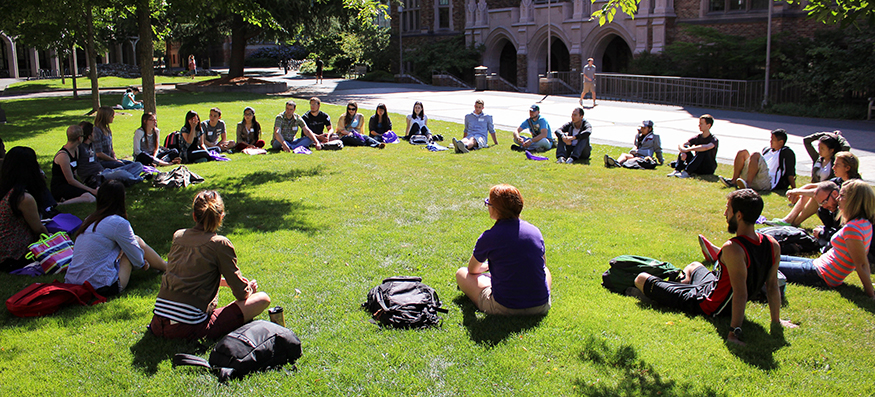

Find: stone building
<box><xmin>392</xmin><ymin>0</ymin><xmax>831</xmax><ymax>93</ymax></box>
<box><xmin>1</xmin><ymin>32</ymin><xmax>138</xmax><ymax>79</ymax></box>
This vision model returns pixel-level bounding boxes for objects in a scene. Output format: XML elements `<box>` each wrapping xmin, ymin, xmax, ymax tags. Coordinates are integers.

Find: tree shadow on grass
<box><xmin>633</xmin><ymin>300</ymin><xmax>787</xmax><ymax>371</ymax></box>
<box><xmin>130</xmin><ymin>331</ymin><xmax>210</xmax><ymax>375</ymax></box>
<box><xmin>452</xmin><ymin>295</ymin><xmax>545</xmax><ymax>347</ymax></box>
<box><xmin>574</xmin><ymin>336</ymin><xmax>725</xmax><ymax>396</ymax></box>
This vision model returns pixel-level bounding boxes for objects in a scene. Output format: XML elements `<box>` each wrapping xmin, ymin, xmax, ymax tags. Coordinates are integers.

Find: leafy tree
<box><xmin>404</xmin><ymin>36</ymin><xmax>484</xmax><ymax>82</ymax></box>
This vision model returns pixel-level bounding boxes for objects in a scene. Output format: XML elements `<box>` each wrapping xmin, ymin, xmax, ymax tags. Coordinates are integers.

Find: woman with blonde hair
<box><xmin>455</xmin><ymin>184</ymin><xmax>552</xmax><ymax>315</ymax></box>
<box><xmin>149</xmin><ymin>190</ymin><xmax>271</xmax><ymax>340</ymax></box>
<box><xmin>778</xmin><ymin>179</ymin><xmax>874</xmax><ymax>299</ymax></box>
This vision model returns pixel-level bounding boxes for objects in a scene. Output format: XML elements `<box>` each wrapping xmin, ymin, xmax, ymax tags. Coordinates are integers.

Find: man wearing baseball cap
<box><xmin>511</xmin><ymin>104</ymin><xmax>553</xmax><ymax>153</ymax></box>
<box><xmin>604</xmin><ymin>120</ymin><xmax>663</xmax><ymax>167</ymax></box>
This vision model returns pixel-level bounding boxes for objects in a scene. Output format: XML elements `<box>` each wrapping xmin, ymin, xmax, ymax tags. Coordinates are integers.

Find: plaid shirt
<box><xmin>274</xmin><ymin>112</ymin><xmax>306</xmax><ymax>143</ymax></box>
<box><xmin>91</xmin><ymin>126</ymin><xmax>115</xmax><ymax>158</ymax></box>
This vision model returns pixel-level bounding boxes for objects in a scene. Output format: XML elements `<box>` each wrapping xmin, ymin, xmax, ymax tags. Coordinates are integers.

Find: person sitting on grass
<box><xmin>802</xmin><ymin>131</ymin><xmax>850</xmax><ymax>183</ymax></box>
<box><xmin>0</xmin><ymin>147</ymin><xmax>49</xmax><ymax>272</ymax></box>
<box><xmin>719</xmin><ymin>129</ymin><xmax>796</xmax><ymax>191</ymax></box>
<box><xmin>455</xmin><ymin>184</ymin><xmax>552</xmax><ymax>315</ymax></box>
<box><xmin>273</xmin><ymin>101</ymin><xmax>324</xmax><ymax>152</ymax></box>
<box><xmin>77</xmin><ymin>122</ymin><xmax>145</xmax><ymax>188</ymax></box>
<box><xmin>133</xmin><ymin>112</ymin><xmax>179</xmax><ymax>167</ymax></box>
<box><xmin>92</xmin><ymin>106</ymin><xmax>134</xmax><ymax>169</ymax></box>
<box><xmin>777</xmin><ymin>180</ymin><xmax>874</xmax><ymax>299</ymax></box>
<box><xmin>768</xmin><ymin>152</ymin><xmax>861</xmax><ymax>227</ymax></box>
<box><xmin>51</xmin><ymin>125</ymin><xmax>97</xmax><ymax>205</ymax></box>
<box><xmin>454</xmin><ymin>99</ymin><xmax>497</xmax><ymax>154</ymax></box>
<box><xmin>201</xmin><ymin>107</ymin><xmax>234</xmax><ymax>152</ymax></box>
<box><xmin>369</xmin><ymin>103</ymin><xmax>394</xmax><ymax>143</ymax></box>
<box><xmin>553</xmin><ymin>107</ymin><xmax>593</xmax><ymax>165</ymax></box>
<box><xmin>302</xmin><ymin>97</ymin><xmax>342</xmax><ymax>150</ymax></box>
<box><xmin>604</xmin><ymin>120</ymin><xmax>662</xmax><ymax>168</ymax></box>
<box><xmin>630</xmin><ymin>189</ymin><xmax>797</xmax><ymax>344</ymax></box>
<box><xmin>235</xmin><ymin>107</ymin><xmax>266</xmax><ymax>151</ymax></box>
<box><xmin>511</xmin><ymin>104</ymin><xmax>553</xmax><ymax>153</ymax></box>
<box><xmin>149</xmin><ymin>190</ymin><xmax>271</xmax><ymax>340</ymax></box>
<box><xmin>404</xmin><ymin>101</ymin><xmax>432</xmax><ymax>141</ymax></box>
<box><xmin>667</xmin><ymin>114</ymin><xmax>719</xmax><ymax>178</ymax></box>
<box><xmin>179</xmin><ymin>111</ymin><xmax>212</xmax><ymax>164</ymax></box>
<box><xmin>121</xmin><ymin>87</ymin><xmax>144</xmax><ymax>110</ymax></box>
<box><xmin>337</xmin><ymin>101</ymin><xmax>384</xmax><ymax>149</ymax></box>
<box><xmin>65</xmin><ymin>180</ymin><xmax>167</xmax><ymax>296</ymax></box>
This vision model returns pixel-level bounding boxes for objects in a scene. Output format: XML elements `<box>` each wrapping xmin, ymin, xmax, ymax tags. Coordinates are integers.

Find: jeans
<box><xmin>272</xmin><ymin>137</ymin><xmax>313</xmax><ymax>150</ymax></box>
<box><xmin>100</xmin><ymin>159</ymin><xmax>135</xmax><ymax>169</ymax></box>
<box><xmin>340</xmin><ymin>134</ymin><xmax>381</xmax><ymax>148</ymax></box>
<box><xmin>135</xmin><ymin>149</ymin><xmax>179</xmax><ymax>166</ymax></box>
<box><xmin>778</xmin><ymin>255</ymin><xmax>826</xmax><ymax>286</ymax></box>
<box><xmin>556</xmin><ymin>137</ymin><xmax>591</xmax><ymax>160</ymax></box>
<box><xmin>514</xmin><ymin>136</ymin><xmax>553</xmax><ymax>152</ymax></box>
<box><xmin>100</xmin><ymin>161</ymin><xmax>144</xmax><ymax>186</ymax></box>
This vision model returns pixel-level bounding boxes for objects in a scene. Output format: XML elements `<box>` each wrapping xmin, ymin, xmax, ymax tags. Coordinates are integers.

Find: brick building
<box><xmin>391</xmin><ymin>0</ymin><xmax>831</xmax><ymax>93</ymax></box>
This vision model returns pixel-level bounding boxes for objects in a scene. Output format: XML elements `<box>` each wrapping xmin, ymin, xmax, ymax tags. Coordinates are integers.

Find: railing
<box><xmin>595</xmin><ymin>73</ymin><xmax>804</xmax><ymax>110</ymax></box>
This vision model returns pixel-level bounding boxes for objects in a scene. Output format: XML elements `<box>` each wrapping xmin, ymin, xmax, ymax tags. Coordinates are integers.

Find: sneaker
<box><xmin>698</xmin><ymin>234</ymin><xmax>719</xmax><ymax>263</ymax></box>
<box><xmin>736</xmin><ymin>179</ymin><xmax>748</xmax><ymax>189</ymax></box>
<box><xmin>604</xmin><ymin>154</ymin><xmax>619</xmax><ymax>168</ymax></box>
<box><xmin>666</xmin><ymin>170</ymin><xmax>680</xmax><ymax>177</ymax></box>
<box><xmin>676</xmin><ymin>171</ymin><xmax>690</xmax><ymax>178</ymax></box>
<box><xmin>579</xmin><ymin>99</ymin><xmax>584</xmax><ymax>107</ymax></box>
<box><xmin>719</xmin><ymin>176</ymin><xmax>734</xmax><ymax>188</ymax></box>
<box><xmin>378</xmin><ymin>142</ymin><xmax>386</xmax><ymax>149</ymax></box>
<box><xmin>764</xmin><ymin>218</ymin><xmax>792</xmax><ymax>227</ymax></box>
<box><xmin>455</xmin><ymin>139</ymin><xmax>470</xmax><ymax>154</ymax></box>
<box><xmin>557</xmin><ymin>156</ymin><xmax>566</xmax><ymax>164</ymax></box>
<box><xmin>510</xmin><ymin>144</ymin><xmax>524</xmax><ymax>152</ymax></box>
<box><xmin>452</xmin><ymin>138</ymin><xmax>461</xmax><ymax>153</ymax></box>
<box><xmin>565</xmin><ymin>157</ymin><xmax>575</xmax><ymax>164</ymax></box>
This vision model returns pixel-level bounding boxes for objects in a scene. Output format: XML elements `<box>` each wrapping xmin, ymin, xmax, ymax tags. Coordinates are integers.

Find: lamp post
<box><xmin>398</xmin><ymin>5</ymin><xmax>404</xmax><ymax>76</ymax></box>
<box><xmin>762</xmin><ymin>0</ymin><xmax>772</xmax><ymax>108</ymax></box>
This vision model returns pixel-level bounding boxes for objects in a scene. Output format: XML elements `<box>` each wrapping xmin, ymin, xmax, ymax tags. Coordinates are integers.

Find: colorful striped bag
<box><xmin>25</xmin><ymin>232</ymin><xmax>75</xmax><ymax>274</ymax></box>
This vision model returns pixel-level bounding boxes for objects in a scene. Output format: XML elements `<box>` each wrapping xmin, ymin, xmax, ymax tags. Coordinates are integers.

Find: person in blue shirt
<box><xmin>512</xmin><ymin>104</ymin><xmax>553</xmax><ymax>153</ymax></box>
<box><xmin>453</xmin><ymin>99</ymin><xmax>498</xmax><ymax>154</ymax></box>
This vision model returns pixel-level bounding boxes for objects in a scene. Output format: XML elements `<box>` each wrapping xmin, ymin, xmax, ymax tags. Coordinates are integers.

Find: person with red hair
<box><xmin>455</xmin><ymin>184</ymin><xmax>552</xmax><ymax>315</ymax></box>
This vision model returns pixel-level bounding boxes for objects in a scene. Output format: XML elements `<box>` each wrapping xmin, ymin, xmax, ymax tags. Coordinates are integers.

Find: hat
<box><xmin>244</xmin><ymin>106</ymin><xmax>255</xmax><ymax>114</ymax></box>
<box><xmin>530</xmin><ymin>104</ymin><xmax>540</xmax><ymax>112</ymax></box>
<box><xmin>642</xmin><ymin>120</ymin><xmax>654</xmax><ymax>128</ymax></box>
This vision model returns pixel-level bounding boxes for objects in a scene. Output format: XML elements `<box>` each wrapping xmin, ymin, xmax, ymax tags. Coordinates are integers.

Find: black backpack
<box><xmin>173</xmin><ymin>320</ymin><xmax>303</xmax><ymax>382</ymax></box>
<box><xmin>758</xmin><ymin>226</ymin><xmax>819</xmax><ymax>255</ymax></box>
<box><xmin>363</xmin><ymin>276</ymin><xmax>448</xmax><ymax>329</ymax></box>
<box><xmin>602</xmin><ymin>255</ymin><xmax>682</xmax><ymax>294</ymax></box>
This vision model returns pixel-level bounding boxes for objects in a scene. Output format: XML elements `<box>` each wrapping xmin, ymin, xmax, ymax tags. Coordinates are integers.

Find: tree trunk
<box><xmin>85</xmin><ymin>8</ymin><xmax>100</xmax><ymax>113</ymax></box>
<box><xmin>137</xmin><ymin>0</ymin><xmax>156</xmax><ymax>114</ymax></box>
<box><xmin>70</xmin><ymin>52</ymin><xmax>78</xmax><ymax>100</ymax></box>
<box><xmin>228</xmin><ymin>14</ymin><xmax>247</xmax><ymax>78</ymax></box>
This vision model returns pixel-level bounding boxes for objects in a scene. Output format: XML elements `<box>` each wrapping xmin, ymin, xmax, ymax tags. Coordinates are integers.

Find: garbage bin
<box><xmin>474</xmin><ymin>66</ymin><xmax>488</xmax><ymax>91</ymax></box>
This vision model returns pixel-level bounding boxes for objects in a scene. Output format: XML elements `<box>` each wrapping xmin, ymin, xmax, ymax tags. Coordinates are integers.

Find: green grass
<box><xmin>3</xmin><ymin>76</ymin><xmax>216</xmax><ymax>92</ymax></box>
<box><xmin>1</xmin><ymin>93</ymin><xmax>874</xmax><ymax>396</ymax></box>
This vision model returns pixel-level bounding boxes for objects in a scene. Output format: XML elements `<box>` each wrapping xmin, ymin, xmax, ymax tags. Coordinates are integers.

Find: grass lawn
<box><xmin>3</xmin><ymin>76</ymin><xmax>216</xmax><ymax>92</ymax></box>
<box><xmin>0</xmin><ymin>93</ymin><xmax>873</xmax><ymax>396</ymax></box>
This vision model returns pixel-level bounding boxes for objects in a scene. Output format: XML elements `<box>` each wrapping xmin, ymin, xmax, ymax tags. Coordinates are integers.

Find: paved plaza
<box><xmin>2</xmin><ymin>70</ymin><xmax>872</xmax><ymax>183</ymax></box>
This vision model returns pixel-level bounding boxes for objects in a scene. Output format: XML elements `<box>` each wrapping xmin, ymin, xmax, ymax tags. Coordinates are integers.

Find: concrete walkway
<box><xmin>2</xmin><ymin>69</ymin><xmax>873</xmax><ymax>183</ymax></box>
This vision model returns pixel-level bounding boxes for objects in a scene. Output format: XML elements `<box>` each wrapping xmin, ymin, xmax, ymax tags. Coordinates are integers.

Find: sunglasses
<box><xmin>347</xmin><ymin>107</ymin><xmax>356</xmax><ymax>111</ymax></box>
<box><xmin>484</xmin><ymin>198</ymin><xmax>491</xmax><ymax>207</ymax></box>
<box><xmin>244</xmin><ymin>112</ymin><xmax>254</xmax><ymax>116</ymax></box>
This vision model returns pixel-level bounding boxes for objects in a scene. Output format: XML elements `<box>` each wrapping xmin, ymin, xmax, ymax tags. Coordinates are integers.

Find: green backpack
<box><xmin>602</xmin><ymin>255</ymin><xmax>682</xmax><ymax>294</ymax></box>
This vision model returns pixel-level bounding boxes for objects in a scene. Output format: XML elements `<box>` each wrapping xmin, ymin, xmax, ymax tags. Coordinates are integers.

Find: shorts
<box><xmin>472</xmin><ymin>135</ymin><xmax>488</xmax><ymax>150</ymax></box>
<box><xmin>642</xmin><ymin>266</ymin><xmax>716</xmax><ymax>315</ymax></box>
<box><xmin>740</xmin><ymin>155</ymin><xmax>771</xmax><ymax>191</ymax></box>
<box><xmin>149</xmin><ymin>302</ymin><xmax>245</xmax><ymax>340</ymax></box>
<box><xmin>582</xmin><ymin>82</ymin><xmax>595</xmax><ymax>94</ymax></box>
<box><xmin>477</xmin><ymin>286</ymin><xmax>550</xmax><ymax>315</ymax></box>
<box><xmin>95</xmin><ymin>280</ymin><xmax>121</xmax><ymax>297</ymax></box>
<box><xmin>52</xmin><ymin>183</ymin><xmax>89</xmax><ymax>202</ymax></box>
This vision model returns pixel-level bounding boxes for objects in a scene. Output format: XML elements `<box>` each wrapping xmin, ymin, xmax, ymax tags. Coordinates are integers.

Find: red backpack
<box><xmin>6</xmin><ymin>280</ymin><xmax>106</xmax><ymax>317</ymax></box>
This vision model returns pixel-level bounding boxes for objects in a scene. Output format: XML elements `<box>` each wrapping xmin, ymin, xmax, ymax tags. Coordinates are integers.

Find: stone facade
<box><xmin>391</xmin><ymin>0</ymin><xmax>837</xmax><ymax>93</ymax></box>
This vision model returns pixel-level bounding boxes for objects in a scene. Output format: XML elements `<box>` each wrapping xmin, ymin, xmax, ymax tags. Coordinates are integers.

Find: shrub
<box><xmin>358</xmin><ymin>70</ymin><xmax>395</xmax><ymax>82</ymax></box>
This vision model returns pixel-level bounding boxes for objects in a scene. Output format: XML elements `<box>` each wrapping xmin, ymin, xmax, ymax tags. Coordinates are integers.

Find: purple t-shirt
<box><xmin>473</xmin><ymin>218</ymin><xmax>549</xmax><ymax>309</ymax></box>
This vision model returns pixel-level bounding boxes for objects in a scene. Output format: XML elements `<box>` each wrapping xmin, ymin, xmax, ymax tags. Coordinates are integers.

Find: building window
<box><xmin>402</xmin><ymin>0</ymin><xmax>420</xmax><ymax>33</ymax></box>
<box><xmin>709</xmin><ymin>0</ymin><xmax>767</xmax><ymax>12</ymax></box>
<box><xmin>437</xmin><ymin>0</ymin><xmax>450</xmax><ymax>29</ymax></box>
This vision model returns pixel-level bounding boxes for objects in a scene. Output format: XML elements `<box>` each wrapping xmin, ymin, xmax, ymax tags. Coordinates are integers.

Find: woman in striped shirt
<box><xmin>778</xmin><ymin>180</ymin><xmax>874</xmax><ymax>299</ymax></box>
<box><xmin>149</xmin><ymin>190</ymin><xmax>271</xmax><ymax>340</ymax></box>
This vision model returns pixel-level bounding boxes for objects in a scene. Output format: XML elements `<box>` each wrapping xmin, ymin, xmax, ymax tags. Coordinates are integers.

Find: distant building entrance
<box><xmin>601</xmin><ymin>35</ymin><xmax>632</xmax><ymax>73</ymax></box>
